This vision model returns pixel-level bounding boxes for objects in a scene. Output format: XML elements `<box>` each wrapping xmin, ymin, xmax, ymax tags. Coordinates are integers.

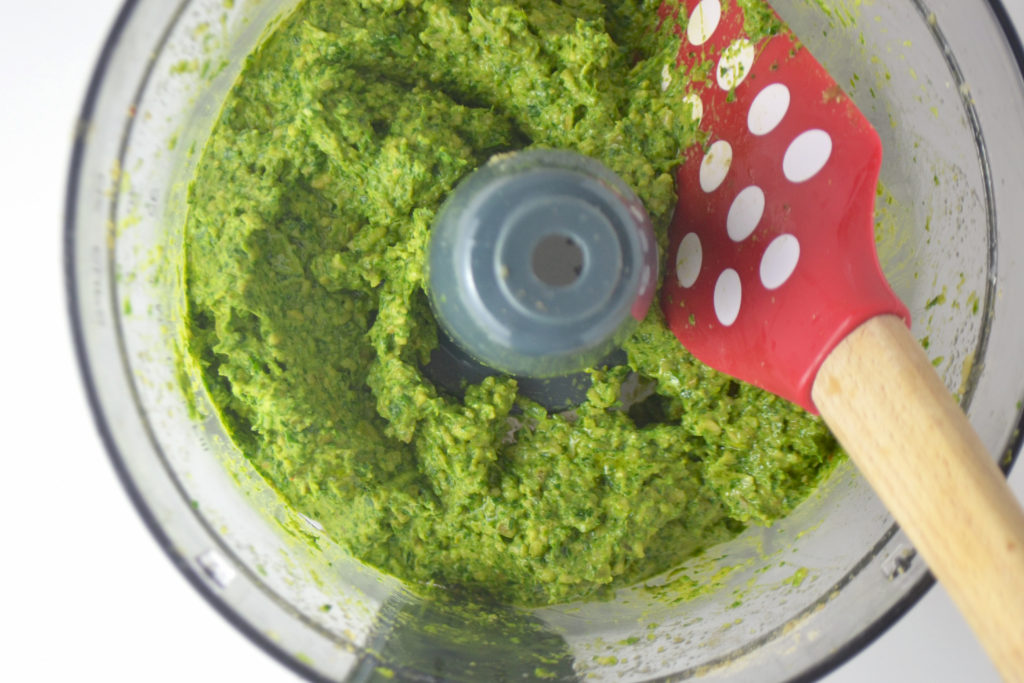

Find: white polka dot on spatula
<box><xmin>676</xmin><ymin>232</ymin><xmax>703</xmax><ymax>288</ymax></box>
<box><xmin>748</xmin><ymin>83</ymin><xmax>791</xmax><ymax>135</ymax></box>
<box><xmin>682</xmin><ymin>92</ymin><xmax>704</xmax><ymax>123</ymax></box>
<box><xmin>727</xmin><ymin>185</ymin><xmax>765</xmax><ymax>242</ymax></box>
<box><xmin>687</xmin><ymin>0</ymin><xmax>722</xmax><ymax>46</ymax></box>
<box><xmin>783</xmin><ymin>129</ymin><xmax>832</xmax><ymax>182</ymax></box>
<box><xmin>700</xmin><ymin>140</ymin><xmax>732</xmax><ymax>192</ymax></box>
<box><xmin>661</xmin><ymin>64</ymin><xmax>673</xmax><ymax>91</ymax></box>
<box><xmin>760</xmin><ymin>234</ymin><xmax>800</xmax><ymax>289</ymax></box>
<box><xmin>714</xmin><ymin>268</ymin><xmax>742</xmax><ymax>326</ymax></box>
<box><xmin>717</xmin><ymin>39</ymin><xmax>755</xmax><ymax>91</ymax></box>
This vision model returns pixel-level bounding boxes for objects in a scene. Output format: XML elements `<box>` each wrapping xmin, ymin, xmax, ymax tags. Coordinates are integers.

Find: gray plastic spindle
<box><xmin>427</xmin><ymin>150</ymin><xmax>657</xmax><ymax>378</ymax></box>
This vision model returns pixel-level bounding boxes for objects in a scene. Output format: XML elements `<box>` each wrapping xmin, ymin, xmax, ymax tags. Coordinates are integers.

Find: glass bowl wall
<box><xmin>67</xmin><ymin>0</ymin><xmax>1024</xmax><ymax>680</ymax></box>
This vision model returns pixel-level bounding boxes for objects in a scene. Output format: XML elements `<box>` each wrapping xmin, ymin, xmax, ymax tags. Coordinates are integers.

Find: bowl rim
<box><xmin>64</xmin><ymin>1</ymin><xmax>1024</xmax><ymax>681</ymax></box>
<box><xmin>63</xmin><ymin>1</ymin><xmax>330</xmax><ymax>680</ymax></box>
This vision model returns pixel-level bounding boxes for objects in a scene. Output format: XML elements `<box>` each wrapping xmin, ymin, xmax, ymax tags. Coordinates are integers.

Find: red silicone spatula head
<box><xmin>659</xmin><ymin>0</ymin><xmax>909</xmax><ymax>412</ymax></box>
<box><xmin>656</xmin><ymin>8</ymin><xmax>1024</xmax><ymax>674</ymax></box>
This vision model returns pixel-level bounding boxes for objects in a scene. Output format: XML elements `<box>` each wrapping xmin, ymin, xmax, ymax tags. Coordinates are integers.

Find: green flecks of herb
<box><xmin>1001</xmin><ymin>449</ymin><xmax>1015</xmax><ymax>469</ymax></box>
<box><xmin>171</xmin><ymin>59</ymin><xmax>198</xmax><ymax>74</ymax></box>
<box><xmin>786</xmin><ymin>567</ymin><xmax>809</xmax><ymax>587</ymax></box>
<box><xmin>735</xmin><ymin>0</ymin><xmax>784</xmax><ymax>41</ymax></box>
<box><xmin>931</xmin><ymin>356</ymin><xmax>945</xmax><ymax>368</ymax></box>
<box><xmin>925</xmin><ymin>290</ymin><xmax>946</xmax><ymax>309</ymax></box>
<box><xmin>969</xmin><ymin>292</ymin><xmax>980</xmax><ymax>314</ymax></box>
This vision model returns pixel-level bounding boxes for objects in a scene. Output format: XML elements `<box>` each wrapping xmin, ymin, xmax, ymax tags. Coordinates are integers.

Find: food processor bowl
<box><xmin>67</xmin><ymin>0</ymin><xmax>1024</xmax><ymax>680</ymax></box>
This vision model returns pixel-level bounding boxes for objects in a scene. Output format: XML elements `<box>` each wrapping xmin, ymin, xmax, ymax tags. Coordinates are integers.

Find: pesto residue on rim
<box><xmin>183</xmin><ymin>0</ymin><xmax>836</xmax><ymax>606</ymax></box>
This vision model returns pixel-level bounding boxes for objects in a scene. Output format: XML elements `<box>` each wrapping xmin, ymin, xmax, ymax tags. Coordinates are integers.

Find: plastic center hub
<box><xmin>428</xmin><ymin>149</ymin><xmax>657</xmax><ymax>378</ymax></box>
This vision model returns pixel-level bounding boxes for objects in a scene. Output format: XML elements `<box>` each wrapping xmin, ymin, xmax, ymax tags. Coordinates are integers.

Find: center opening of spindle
<box><xmin>531</xmin><ymin>234</ymin><xmax>585</xmax><ymax>287</ymax></box>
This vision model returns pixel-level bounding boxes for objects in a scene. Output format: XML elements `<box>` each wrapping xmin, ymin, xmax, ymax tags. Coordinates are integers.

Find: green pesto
<box><xmin>183</xmin><ymin>0</ymin><xmax>838</xmax><ymax>606</ymax></box>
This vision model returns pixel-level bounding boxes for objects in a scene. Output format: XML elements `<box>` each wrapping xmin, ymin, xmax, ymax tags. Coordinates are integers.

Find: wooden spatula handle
<box><xmin>812</xmin><ymin>314</ymin><xmax>1024</xmax><ymax>680</ymax></box>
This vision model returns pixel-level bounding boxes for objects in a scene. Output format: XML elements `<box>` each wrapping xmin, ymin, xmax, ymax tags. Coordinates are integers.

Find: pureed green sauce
<box><xmin>183</xmin><ymin>0</ymin><xmax>838</xmax><ymax>606</ymax></box>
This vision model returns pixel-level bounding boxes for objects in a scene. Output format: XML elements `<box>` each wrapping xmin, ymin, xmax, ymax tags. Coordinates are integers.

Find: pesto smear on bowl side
<box><xmin>183</xmin><ymin>0</ymin><xmax>837</xmax><ymax>606</ymax></box>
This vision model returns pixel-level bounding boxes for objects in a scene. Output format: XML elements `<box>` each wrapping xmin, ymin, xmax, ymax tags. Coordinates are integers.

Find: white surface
<box><xmin>2</xmin><ymin>1</ymin><xmax>1022</xmax><ymax>681</ymax></box>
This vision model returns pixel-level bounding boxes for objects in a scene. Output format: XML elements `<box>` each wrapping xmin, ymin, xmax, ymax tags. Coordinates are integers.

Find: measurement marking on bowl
<box><xmin>196</xmin><ymin>549</ymin><xmax>237</xmax><ymax>589</ymax></box>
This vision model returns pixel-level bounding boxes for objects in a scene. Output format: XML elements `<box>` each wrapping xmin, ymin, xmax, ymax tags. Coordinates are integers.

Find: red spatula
<box><xmin>659</xmin><ymin>1</ymin><xmax>1024</xmax><ymax>677</ymax></box>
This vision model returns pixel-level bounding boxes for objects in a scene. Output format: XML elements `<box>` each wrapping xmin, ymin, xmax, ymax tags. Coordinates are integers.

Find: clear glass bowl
<box><xmin>66</xmin><ymin>1</ymin><xmax>1024</xmax><ymax>680</ymax></box>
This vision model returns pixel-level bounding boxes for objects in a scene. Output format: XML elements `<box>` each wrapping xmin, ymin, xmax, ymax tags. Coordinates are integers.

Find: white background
<box><xmin>2</xmin><ymin>1</ymin><xmax>1022</xmax><ymax>681</ymax></box>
